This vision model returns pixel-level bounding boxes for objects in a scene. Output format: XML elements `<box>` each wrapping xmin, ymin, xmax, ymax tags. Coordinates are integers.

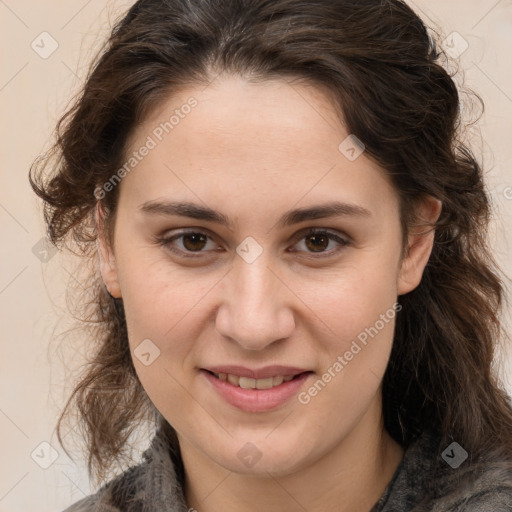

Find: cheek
<box><xmin>117</xmin><ymin>257</ymin><xmax>226</xmax><ymax>406</ymax></box>
<box><xmin>114</xmin><ymin>243</ymin><xmax>202</xmax><ymax>336</ymax></box>
<box><xmin>298</xmin><ymin>291</ymin><xmax>398</xmax><ymax>433</ymax></box>
<box><xmin>118</xmin><ymin>258</ymin><xmax>212</xmax><ymax>423</ymax></box>
<box><xmin>301</xmin><ymin>257</ymin><xmax>400</xmax><ymax>348</ymax></box>
<box><xmin>298</xmin><ymin>255</ymin><xmax>400</xmax><ymax>415</ymax></box>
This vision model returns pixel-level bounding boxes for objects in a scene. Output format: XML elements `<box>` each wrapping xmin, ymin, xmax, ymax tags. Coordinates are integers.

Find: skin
<box><xmin>97</xmin><ymin>74</ymin><xmax>442</xmax><ymax>512</ymax></box>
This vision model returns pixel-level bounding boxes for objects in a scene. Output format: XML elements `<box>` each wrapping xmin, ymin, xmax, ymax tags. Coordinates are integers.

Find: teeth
<box><xmin>239</xmin><ymin>377</ymin><xmax>256</xmax><ymax>389</ymax></box>
<box><xmin>272</xmin><ymin>376</ymin><xmax>284</xmax><ymax>387</ymax></box>
<box><xmin>213</xmin><ymin>372</ymin><xmax>299</xmax><ymax>389</ymax></box>
<box><xmin>227</xmin><ymin>374</ymin><xmax>239</xmax><ymax>386</ymax></box>
<box><xmin>256</xmin><ymin>377</ymin><xmax>274</xmax><ymax>389</ymax></box>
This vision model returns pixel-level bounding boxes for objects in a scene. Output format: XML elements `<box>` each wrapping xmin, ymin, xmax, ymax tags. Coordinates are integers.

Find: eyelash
<box><xmin>155</xmin><ymin>228</ymin><xmax>351</xmax><ymax>259</ymax></box>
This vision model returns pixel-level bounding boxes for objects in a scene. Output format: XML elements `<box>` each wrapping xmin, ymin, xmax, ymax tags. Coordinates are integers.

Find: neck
<box><xmin>179</xmin><ymin>395</ymin><xmax>404</xmax><ymax>512</ymax></box>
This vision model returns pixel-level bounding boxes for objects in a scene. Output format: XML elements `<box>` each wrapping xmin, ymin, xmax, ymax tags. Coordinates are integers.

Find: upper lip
<box><xmin>201</xmin><ymin>365</ymin><xmax>310</xmax><ymax>379</ymax></box>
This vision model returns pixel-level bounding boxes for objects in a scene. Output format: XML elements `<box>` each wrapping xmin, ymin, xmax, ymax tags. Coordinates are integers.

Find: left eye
<box><xmin>291</xmin><ymin>229</ymin><xmax>349</xmax><ymax>255</ymax></box>
<box><xmin>157</xmin><ymin>228</ymin><xmax>349</xmax><ymax>258</ymax></box>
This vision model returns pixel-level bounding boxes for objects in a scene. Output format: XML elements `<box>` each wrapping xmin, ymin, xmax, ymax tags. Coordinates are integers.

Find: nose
<box><xmin>215</xmin><ymin>255</ymin><xmax>296</xmax><ymax>351</ymax></box>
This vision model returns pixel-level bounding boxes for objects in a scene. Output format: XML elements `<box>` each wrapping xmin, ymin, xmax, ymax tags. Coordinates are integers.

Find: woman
<box><xmin>30</xmin><ymin>0</ymin><xmax>512</xmax><ymax>510</ymax></box>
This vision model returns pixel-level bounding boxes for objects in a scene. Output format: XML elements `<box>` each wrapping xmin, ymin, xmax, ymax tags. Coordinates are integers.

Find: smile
<box><xmin>209</xmin><ymin>371</ymin><xmax>296</xmax><ymax>389</ymax></box>
<box><xmin>200</xmin><ymin>369</ymin><xmax>313</xmax><ymax>412</ymax></box>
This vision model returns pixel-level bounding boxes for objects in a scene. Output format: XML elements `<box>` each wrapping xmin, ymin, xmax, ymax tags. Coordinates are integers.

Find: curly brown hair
<box><xmin>29</xmin><ymin>0</ymin><xmax>512</xmax><ymax>487</ymax></box>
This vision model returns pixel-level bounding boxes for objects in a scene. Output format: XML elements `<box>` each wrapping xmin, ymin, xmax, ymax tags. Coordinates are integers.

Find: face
<box><xmin>97</xmin><ymin>74</ymin><xmax>440</xmax><ymax>476</ymax></box>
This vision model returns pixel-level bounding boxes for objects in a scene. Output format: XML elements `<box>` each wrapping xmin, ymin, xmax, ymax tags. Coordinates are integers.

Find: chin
<box><xmin>207</xmin><ymin>434</ymin><xmax>316</xmax><ymax>477</ymax></box>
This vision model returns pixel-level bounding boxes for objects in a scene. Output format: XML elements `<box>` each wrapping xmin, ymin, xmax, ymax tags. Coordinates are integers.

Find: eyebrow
<box><xmin>139</xmin><ymin>200</ymin><xmax>372</xmax><ymax>230</ymax></box>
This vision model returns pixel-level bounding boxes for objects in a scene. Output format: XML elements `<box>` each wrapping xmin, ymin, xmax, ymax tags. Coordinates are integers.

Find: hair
<box><xmin>30</xmin><ymin>0</ymin><xmax>512</xmax><ymax>488</ymax></box>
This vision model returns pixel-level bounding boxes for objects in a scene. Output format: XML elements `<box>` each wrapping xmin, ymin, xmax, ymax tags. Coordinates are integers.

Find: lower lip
<box><xmin>201</xmin><ymin>370</ymin><xmax>312</xmax><ymax>413</ymax></box>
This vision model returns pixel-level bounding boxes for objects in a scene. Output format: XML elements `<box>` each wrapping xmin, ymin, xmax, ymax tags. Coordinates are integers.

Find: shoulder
<box><xmin>60</xmin><ymin>495</ymin><xmax>99</xmax><ymax>512</ymax></box>
<box><xmin>431</xmin><ymin>464</ymin><xmax>512</xmax><ymax>511</ymax></box>
<box><xmin>451</xmin><ymin>487</ymin><xmax>512</xmax><ymax>511</ymax></box>
<box><xmin>375</xmin><ymin>428</ymin><xmax>512</xmax><ymax>511</ymax></box>
<box><xmin>59</xmin><ymin>422</ymin><xmax>188</xmax><ymax>511</ymax></box>
<box><xmin>426</xmin><ymin>437</ymin><xmax>512</xmax><ymax>511</ymax></box>
<box><xmin>59</xmin><ymin>460</ymin><xmax>149</xmax><ymax>512</ymax></box>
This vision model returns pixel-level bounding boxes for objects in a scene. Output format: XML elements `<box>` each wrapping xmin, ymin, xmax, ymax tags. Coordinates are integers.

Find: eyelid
<box><xmin>288</xmin><ymin>227</ymin><xmax>350</xmax><ymax>257</ymax></box>
<box><xmin>158</xmin><ymin>228</ymin><xmax>220</xmax><ymax>258</ymax></box>
<box><xmin>156</xmin><ymin>227</ymin><xmax>351</xmax><ymax>258</ymax></box>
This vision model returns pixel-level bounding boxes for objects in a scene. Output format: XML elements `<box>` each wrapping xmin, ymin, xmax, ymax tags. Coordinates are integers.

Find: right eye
<box><xmin>157</xmin><ymin>229</ymin><xmax>220</xmax><ymax>257</ymax></box>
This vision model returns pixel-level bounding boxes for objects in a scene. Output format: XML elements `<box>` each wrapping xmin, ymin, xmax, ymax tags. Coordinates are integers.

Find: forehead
<box><xmin>119</xmin><ymin>75</ymin><xmax>398</xmax><ymax>222</ymax></box>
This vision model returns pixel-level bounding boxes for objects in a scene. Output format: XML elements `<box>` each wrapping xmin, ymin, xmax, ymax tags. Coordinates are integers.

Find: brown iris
<box><xmin>304</xmin><ymin>233</ymin><xmax>329</xmax><ymax>252</ymax></box>
<box><xmin>182</xmin><ymin>233</ymin><xmax>208</xmax><ymax>251</ymax></box>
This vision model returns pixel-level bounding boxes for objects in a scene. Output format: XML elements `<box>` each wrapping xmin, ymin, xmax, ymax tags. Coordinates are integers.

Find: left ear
<box><xmin>95</xmin><ymin>202</ymin><xmax>122</xmax><ymax>299</ymax></box>
<box><xmin>397</xmin><ymin>195</ymin><xmax>443</xmax><ymax>296</ymax></box>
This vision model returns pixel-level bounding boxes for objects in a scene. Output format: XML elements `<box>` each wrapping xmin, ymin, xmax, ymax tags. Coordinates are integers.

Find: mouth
<box><xmin>200</xmin><ymin>368</ymin><xmax>314</xmax><ymax>412</ymax></box>
<box><xmin>202</xmin><ymin>369</ymin><xmax>311</xmax><ymax>390</ymax></box>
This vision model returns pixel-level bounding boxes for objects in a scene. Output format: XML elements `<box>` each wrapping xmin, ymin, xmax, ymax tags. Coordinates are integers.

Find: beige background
<box><xmin>0</xmin><ymin>1</ymin><xmax>511</xmax><ymax>510</ymax></box>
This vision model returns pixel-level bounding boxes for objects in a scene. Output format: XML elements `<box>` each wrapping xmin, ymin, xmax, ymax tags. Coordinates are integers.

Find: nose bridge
<box><xmin>215</xmin><ymin>253</ymin><xmax>295</xmax><ymax>350</ymax></box>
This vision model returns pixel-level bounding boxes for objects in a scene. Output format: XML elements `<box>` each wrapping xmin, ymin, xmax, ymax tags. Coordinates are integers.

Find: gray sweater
<box><xmin>63</xmin><ymin>421</ymin><xmax>512</xmax><ymax>511</ymax></box>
